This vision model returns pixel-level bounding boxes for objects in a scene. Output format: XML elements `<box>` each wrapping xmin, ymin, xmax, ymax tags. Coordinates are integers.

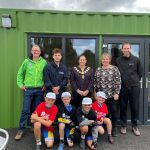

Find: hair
<box><xmin>122</xmin><ymin>42</ymin><xmax>131</xmax><ymax>48</ymax></box>
<box><xmin>52</xmin><ymin>48</ymin><xmax>62</xmax><ymax>55</ymax></box>
<box><xmin>78</xmin><ymin>55</ymin><xmax>87</xmax><ymax>61</ymax></box>
<box><xmin>29</xmin><ymin>44</ymin><xmax>44</xmax><ymax>59</ymax></box>
<box><xmin>101</xmin><ymin>53</ymin><xmax>111</xmax><ymax>61</ymax></box>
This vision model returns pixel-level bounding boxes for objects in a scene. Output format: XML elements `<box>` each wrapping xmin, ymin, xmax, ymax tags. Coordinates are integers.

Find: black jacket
<box><xmin>44</xmin><ymin>62</ymin><xmax>68</xmax><ymax>97</ymax></box>
<box><xmin>116</xmin><ymin>54</ymin><xmax>142</xmax><ymax>87</ymax></box>
<box><xmin>76</xmin><ymin>106</ymin><xmax>97</xmax><ymax>125</ymax></box>
<box><xmin>57</xmin><ymin>104</ymin><xmax>76</xmax><ymax>124</ymax></box>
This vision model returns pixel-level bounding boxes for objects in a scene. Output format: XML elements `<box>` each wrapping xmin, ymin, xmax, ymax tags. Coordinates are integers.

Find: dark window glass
<box><xmin>66</xmin><ymin>38</ymin><xmax>96</xmax><ymax>68</ymax></box>
<box><xmin>29</xmin><ymin>37</ymin><xmax>62</xmax><ymax>62</ymax></box>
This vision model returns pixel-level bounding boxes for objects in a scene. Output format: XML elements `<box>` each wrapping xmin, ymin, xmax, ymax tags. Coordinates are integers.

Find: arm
<box><xmin>70</xmin><ymin>68</ymin><xmax>78</xmax><ymax>91</ymax></box>
<box><xmin>17</xmin><ymin>59</ymin><xmax>26</xmax><ymax>88</ymax></box>
<box><xmin>44</xmin><ymin>64</ymin><xmax>54</xmax><ymax>89</ymax></box>
<box><xmin>59</xmin><ymin>67</ymin><xmax>68</xmax><ymax>89</ymax></box>
<box><xmin>113</xmin><ymin>66</ymin><xmax>121</xmax><ymax>99</ymax></box>
<box><xmin>87</xmin><ymin>68</ymin><xmax>94</xmax><ymax>92</ymax></box>
<box><xmin>137</xmin><ymin>59</ymin><xmax>143</xmax><ymax>80</ymax></box>
<box><xmin>31</xmin><ymin>113</ymin><xmax>52</xmax><ymax>127</ymax></box>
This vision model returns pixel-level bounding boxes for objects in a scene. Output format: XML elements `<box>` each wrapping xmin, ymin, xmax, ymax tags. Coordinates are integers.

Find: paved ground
<box><xmin>3</xmin><ymin>125</ymin><xmax>150</xmax><ymax>150</ymax></box>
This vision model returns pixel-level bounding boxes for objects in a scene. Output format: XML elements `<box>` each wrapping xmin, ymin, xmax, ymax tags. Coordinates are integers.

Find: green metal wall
<box><xmin>0</xmin><ymin>8</ymin><xmax>150</xmax><ymax>128</ymax></box>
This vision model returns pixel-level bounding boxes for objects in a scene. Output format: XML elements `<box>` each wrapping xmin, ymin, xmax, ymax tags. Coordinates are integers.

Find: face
<box><xmin>97</xmin><ymin>96</ymin><xmax>105</xmax><ymax>104</ymax></box>
<box><xmin>45</xmin><ymin>97</ymin><xmax>55</xmax><ymax>108</ymax></box>
<box><xmin>62</xmin><ymin>96</ymin><xmax>71</xmax><ymax>106</ymax></box>
<box><xmin>82</xmin><ymin>104</ymin><xmax>92</xmax><ymax>112</ymax></box>
<box><xmin>53</xmin><ymin>53</ymin><xmax>62</xmax><ymax>63</ymax></box>
<box><xmin>31</xmin><ymin>46</ymin><xmax>41</xmax><ymax>58</ymax></box>
<box><xmin>122</xmin><ymin>44</ymin><xmax>131</xmax><ymax>57</ymax></box>
<box><xmin>78</xmin><ymin>56</ymin><xmax>87</xmax><ymax>66</ymax></box>
<box><xmin>102</xmin><ymin>56</ymin><xmax>110</xmax><ymax>67</ymax></box>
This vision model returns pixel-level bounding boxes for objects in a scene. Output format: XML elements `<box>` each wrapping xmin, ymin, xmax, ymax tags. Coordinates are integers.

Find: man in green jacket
<box><xmin>15</xmin><ymin>45</ymin><xmax>47</xmax><ymax>141</ymax></box>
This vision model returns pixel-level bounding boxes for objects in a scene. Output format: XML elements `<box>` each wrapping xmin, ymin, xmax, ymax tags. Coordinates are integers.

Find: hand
<box><xmin>21</xmin><ymin>86</ymin><xmax>26</xmax><ymax>91</ymax></box>
<box><xmin>41</xmin><ymin>86</ymin><xmax>46</xmax><ymax>91</ymax></box>
<box><xmin>70</xmin><ymin>122</ymin><xmax>75</xmax><ymax>127</ymax></box>
<box><xmin>82</xmin><ymin>90</ymin><xmax>89</xmax><ymax>96</ymax></box>
<box><xmin>89</xmin><ymin>120</ymin><xmax>95</xmax><ymax>124</ymax></box>
<box><xmin>41</xmin><ymin>116</ymin><xmax>48</xmax><ymax>121</ymax></box>
<box><xmin>113</xmin><ymin>94</ymin><xmax>119</xmax><ymax>101</ymax></box>
<box><xmin>31</xmin><ymin>114</ymin><xmax>38</xmax><ymax>121</ymax></box>
<box><xmin>52</xmin><ymin>86</ymin><xmax>60</xmax><ymax>95</ymax></box>
<box><xmin>77</xmin><ymin>89</ymin><xmax>84</xmax><ymax>96</ymax></box>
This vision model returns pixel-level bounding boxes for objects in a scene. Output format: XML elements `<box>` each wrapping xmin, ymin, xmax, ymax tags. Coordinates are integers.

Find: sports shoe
<box><xmin>15</xmin><ymin>130</ymin><xmax>24</xmax><ymax>141</ymax></box>
<box><xmin>108</xmin><ymin>135</ymin><xmax>114</xmax><ymax>144</ymax></box>
<box><xmin>67</xmin><ymin>136</ymin><xmax>74</xmax><ymax>147</ymax></box>
<box><xmin>120</xmin><ymin>127</ymin><xmax>127</xmax><ymax>134</ymax></box>
<box><xmin>57</xmin><ymin>142</ymin><xmax>64</xmax><ymax>150</ymax></box>
<box><xmin>91</xmin><ymin>141</ymin><xmax>97</xmax><ymax>150</ymax></box>
<box><xmin>112</xmin><ymin>127</ymin><xmax>118</xmax><ymax>137</ymax></box>
<box><xmin>132</xmin><ymin>127</ymin><xmax>140</xmax><ymax>136</ymax></box>
<box><xmin>35</xmin><ymin>145</ymin><xmax>41</xmax><ymax>150</ymax></box>
<box><xmin>79</xmin><ymin>139</ymin><xmax>86</xmax><ymax>150</ymax></box>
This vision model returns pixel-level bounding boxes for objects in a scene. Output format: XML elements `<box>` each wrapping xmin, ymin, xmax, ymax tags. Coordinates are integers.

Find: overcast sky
<box><xmin>0</xmin><ymin>0</ymin><xmax>150</xmax><ymax>13</ymax></box>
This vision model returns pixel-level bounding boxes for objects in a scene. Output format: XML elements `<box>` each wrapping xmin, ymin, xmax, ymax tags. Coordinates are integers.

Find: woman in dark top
<box><xmin>70</xmin><ymin>55</ymin><xmax>93</xmax><ymax>108</ymax></box>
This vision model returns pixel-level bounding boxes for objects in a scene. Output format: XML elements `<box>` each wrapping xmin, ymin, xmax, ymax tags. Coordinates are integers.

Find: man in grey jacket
<box><xmin>116</xmin><ymin>42</ymin><xmax>142</xmax><ymax>136</ymax></box>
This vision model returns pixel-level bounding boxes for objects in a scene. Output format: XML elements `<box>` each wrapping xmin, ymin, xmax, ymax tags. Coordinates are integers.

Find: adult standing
<box><xmin>93</xmin><ymin>53</ymin><xmax>121</xmax><ymax>137</ymax></box>
<box><xmin>15</xmin><ymin>45</ymin><xmax>47</xmax><ymax>140</ymax></box>
<box><xmin>70</xmin><ymin>55</ymin><xmax>93</xmax><ymax>108</ymax></box>
<box><xmin>44</xmin><ymin>48</ymin><xmax>68</xmax><ymax>106</ymax></box>
<box><xmin>116</xmin><ymin>42</ymin><xmax>142</xmax><ymax>136</ymax></box>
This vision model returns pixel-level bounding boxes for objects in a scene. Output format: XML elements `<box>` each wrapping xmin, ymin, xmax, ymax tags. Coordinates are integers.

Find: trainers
<box><xmin>112</xmin><ymin>127</ymin><xmax>118</xmax><ymax>137</ymax></box>
<box><xmin>132</xmin><ymin>127</ymin><xmax>140</xmax><ymax>136</ymax></box>
<box><xmin>108</xmin><ymin>135</ymin><xmax>114</xmax><ymax>144</ymax></box>
<box><xmin>79</xmin><ymin>139</ymin><xmax>86</xmax><ymax>150</ymax></box>
<box><xmin>67</xmin><ymin>136</ymin><xmax>74</xmax><ymax>147</ymax></box>
<box><xmin>91</xmin><ymin>141</ymin><xmax>97</xmax><ymax>150</ymax></box>
<box><xmin>120</xmin><ymin>127</ymin><xmax>127</xmax><ymax>135</ymax></box>
<box><xmin>35</xmin><ymin>145</ymin><xmax>41</xmax><ymax>150</ymax></box>
<box><xmin>57</xmin><ymin>142</ymin><xmax>64</xmax><ymax>150</ymax></box>
<box><xmin>15</xmin><ymin>130</ymin><xmax>24</xmax><ymax>141</ymax></box>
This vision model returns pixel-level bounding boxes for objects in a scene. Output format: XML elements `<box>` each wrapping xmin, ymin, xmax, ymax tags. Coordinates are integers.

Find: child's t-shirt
<box><xmin>92</xmin><ymin>101</ymin><xmax>108</xmax><ymax>120</ymax></box>
<box><xmin>34</xmin><ymin>102</ymin><xmax>58</xmax><ymax>131</ymax></box>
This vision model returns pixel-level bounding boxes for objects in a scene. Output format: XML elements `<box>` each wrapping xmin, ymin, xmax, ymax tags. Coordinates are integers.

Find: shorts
<box><xmin>42</xmin><ymin>128</ymin><xmax>54</xmax><ymax>142</ymax></box>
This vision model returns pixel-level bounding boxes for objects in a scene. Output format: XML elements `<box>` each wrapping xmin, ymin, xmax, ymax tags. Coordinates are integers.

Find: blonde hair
<box><xmin>101</xmin><ymin>53</ymin><xmax>111</xmax><ymax>61</ymax></box>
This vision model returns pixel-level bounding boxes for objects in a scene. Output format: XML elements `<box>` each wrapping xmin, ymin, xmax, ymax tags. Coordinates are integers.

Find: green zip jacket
<box><xmin>17</xmin><ymin>57</ymin><xmax>47</xmax><ymax>88</ymax></box>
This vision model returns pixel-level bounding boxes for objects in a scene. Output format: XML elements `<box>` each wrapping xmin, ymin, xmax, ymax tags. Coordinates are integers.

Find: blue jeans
<box><xmin>19</xmin><ymin>88</ymin><xmax>44</xmax><ymax>130</ymax></box>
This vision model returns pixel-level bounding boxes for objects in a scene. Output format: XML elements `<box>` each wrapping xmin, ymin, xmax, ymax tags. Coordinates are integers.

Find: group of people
<box><xmin>14</xmin><ymin>42</ymin><xmax>142</xmax><ymax>150</ymax></box>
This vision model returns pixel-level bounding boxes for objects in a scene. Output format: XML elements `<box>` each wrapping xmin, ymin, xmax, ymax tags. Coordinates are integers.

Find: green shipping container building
<box><xmin>0</xmin><ymin>8</ymin><xmax>150</xmax><ymax>128</ymax></box>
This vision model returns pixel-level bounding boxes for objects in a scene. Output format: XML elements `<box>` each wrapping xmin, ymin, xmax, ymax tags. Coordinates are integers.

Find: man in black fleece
<box><xmin>116</xmin><ymin>42</ymin><xmax>142</xmax><ymax>136</ymax></box>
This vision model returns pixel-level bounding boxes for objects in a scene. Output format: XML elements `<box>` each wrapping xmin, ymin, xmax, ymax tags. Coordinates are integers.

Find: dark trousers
<box><xmin>120</xmin><ymin>86</ymin><xmax>140</xmax><ymax>127</ymax></box>
<box><xmin>105</xmin><ymin>98</ymin><xmax>118</xmax><ymax>128</ymax></box>
<box><xmin>19</xmin><ymin>88</ymin><xmax>44</xmax><ymax>130</ymax></box>
<box><xmin>72</xmin><ymin>91</ymin><xmax>91</xmax><ymax>108</ymax></box>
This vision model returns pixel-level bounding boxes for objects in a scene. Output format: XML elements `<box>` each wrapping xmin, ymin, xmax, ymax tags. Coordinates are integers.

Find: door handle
<box><xmin>146</xmin><ymin>77</ymin><xmax>149</xmax><ymax>88</ymax></box>
<box><xmin>140</xmin><ymin>78</ymin><xmax>143</xmax><ymax>88</ymax></box>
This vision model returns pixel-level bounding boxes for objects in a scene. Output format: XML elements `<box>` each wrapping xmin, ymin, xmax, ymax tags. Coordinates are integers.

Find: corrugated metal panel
<box><xmin>0</xmin><ymin>8</ymin><xmax>150</xmax><ymax>128</ymax></box>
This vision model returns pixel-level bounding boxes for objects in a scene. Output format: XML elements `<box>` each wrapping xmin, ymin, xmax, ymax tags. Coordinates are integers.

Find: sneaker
<box><xmin>91</xmin><ymin>141</ymin><xmax>97</xmax><ymax>150</ymax></box>
<box><xmin>132</xmin><ymin>127</ymin><xmax>140</xmax><ymax>136</ymax></box>
<box><xmin>57</xmin><ymin>142</ymin><xmax>64</xmax><ymax>150</ymax></box>
<box><xmin>35</xmin><ymin>145</ymin><xmax>41</xmax><ymax>150</ymax></box>
<box><xmin>112</xmin><ymin>127</ymin><xmax>118</xmax><ymax>137</ymax></box>
<box><xmin>79</xmin><ymin>139</ymin><xmax>86</xmax><ymax>150</ymax></box>
<box><xmin>67</xmin><ymin>136</ymin><xmax>74</xmax><ymax>147</ymax></box>
<box><xmin>108</xmin><ymin>135</ymin><xmax>114</xmax><ymax>144</ymax></box>
<box><xmin>120</xmin><ymin>127</ymin><xmax>127</xmax><ymax>135</ymax></box>
<box><xmin>15</xmin><ymin>130</ymin><xmax>24</xmax><ymax>141</ymax></box>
